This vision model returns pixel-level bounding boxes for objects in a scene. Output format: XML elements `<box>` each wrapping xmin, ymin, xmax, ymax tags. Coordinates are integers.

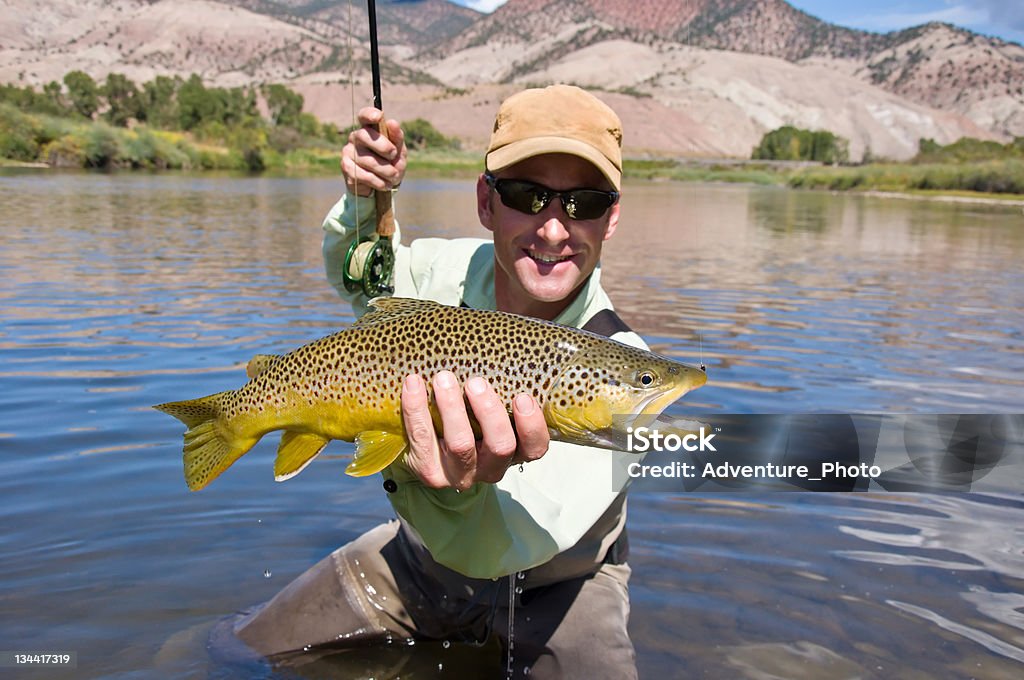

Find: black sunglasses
<box><xmin>484</xmin><ymin>173</ymin><xmax>619</xmax><ymax>221</ymax></box>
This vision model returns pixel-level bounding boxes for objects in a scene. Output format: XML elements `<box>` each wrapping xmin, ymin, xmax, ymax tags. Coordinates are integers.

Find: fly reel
<box><xmin>343</xmin><ymin>236</ymin><xmax>394</xmax><ymax>297</ymax></box>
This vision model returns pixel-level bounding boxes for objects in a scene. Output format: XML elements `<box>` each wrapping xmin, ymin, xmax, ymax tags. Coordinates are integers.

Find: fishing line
<box><xmin>683</xmin><ymin>18</ymin><xmax>707</xmax><ymax>374</ymax></box>
<box><xmin>506</xmin><ymin>573</ymin><xmax>516</xmax><ymax>679</ymax></box>
<box><xmin>347</xmin><ymin>0</ymin><xmax>361</xmax><ymax>242</ymax></box>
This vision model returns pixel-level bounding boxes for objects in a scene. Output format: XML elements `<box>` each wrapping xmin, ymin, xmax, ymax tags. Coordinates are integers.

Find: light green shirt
<box><xmin>322</xmin><ymin>193</ymin><xmax>645</xmax><ymax>580</ymax></box>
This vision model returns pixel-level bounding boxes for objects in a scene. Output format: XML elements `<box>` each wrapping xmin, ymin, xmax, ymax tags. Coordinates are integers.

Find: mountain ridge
<box><xmin>2</xmin><ymin>0</ymin><xmax>1019</xmax><ymax>160</ymax></box>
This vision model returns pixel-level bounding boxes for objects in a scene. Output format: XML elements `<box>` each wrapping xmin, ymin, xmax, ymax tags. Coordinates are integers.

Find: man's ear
<box><xmin>477</xmin><ymin>174</ymin><xmax>496</xmax><ymax>233</ymax></box>
<box><xmin>603</xmin><ymin>202</ymin><xmax>620</xmax><ymax>241</ymax></box>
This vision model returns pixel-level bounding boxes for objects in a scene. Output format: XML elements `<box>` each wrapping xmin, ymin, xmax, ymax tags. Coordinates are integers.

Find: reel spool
<box><xmin>343</xmin><ymin>237</ymin><xmax>394</xmax><ymax>297</ymax></box>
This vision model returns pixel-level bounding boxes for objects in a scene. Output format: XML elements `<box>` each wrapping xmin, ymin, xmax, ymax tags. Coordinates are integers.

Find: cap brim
<box><xmin>486</xmin><ymin>136</ymin><xmax>621</xmax><ymax>191</ymax></box>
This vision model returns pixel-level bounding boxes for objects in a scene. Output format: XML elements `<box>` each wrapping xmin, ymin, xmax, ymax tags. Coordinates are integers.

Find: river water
<box><xmin>1</xmin><ymin>170</ymin><xmax>1022</xmax><ymax>679</ymax></box>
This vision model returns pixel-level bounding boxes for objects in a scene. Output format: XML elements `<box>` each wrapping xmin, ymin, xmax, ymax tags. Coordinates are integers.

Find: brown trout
<box><xmin>154</xmin><ymin>297</ymin><xmax>707</xmax><ymax>490</ymax></box>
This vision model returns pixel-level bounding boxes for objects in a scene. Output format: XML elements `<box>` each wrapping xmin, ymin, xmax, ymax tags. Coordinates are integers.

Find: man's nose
<box><xmin>538</xmin><ymin>214</ymin><xmax>570</xmax><ymax>242</ymax></box>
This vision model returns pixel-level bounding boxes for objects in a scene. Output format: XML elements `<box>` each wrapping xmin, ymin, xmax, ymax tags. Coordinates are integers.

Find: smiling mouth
<box><xmin>527</xmin><ymin>250</ymin><xmax>575</xmax><ymax>264</ymax></box>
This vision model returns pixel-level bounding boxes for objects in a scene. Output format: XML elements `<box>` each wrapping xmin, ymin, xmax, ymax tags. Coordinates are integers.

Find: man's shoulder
<box><xmin>403</xmin><ymin>237</ymin><xmax>493</xmax><ymax>302</ymax></box>
<box><xmin>409</xmin><ymin>236</ymin><xmax>492</xmax><ymax>261</ymax></box>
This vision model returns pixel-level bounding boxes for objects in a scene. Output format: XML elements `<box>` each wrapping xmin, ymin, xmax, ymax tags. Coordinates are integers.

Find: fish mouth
<box><xmin>590</xmin><ymin>366</ymin><xmax>708</xmax><ymax>450</ymax></box>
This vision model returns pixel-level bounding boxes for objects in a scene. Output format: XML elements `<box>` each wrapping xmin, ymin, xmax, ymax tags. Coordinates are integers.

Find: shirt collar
<box><xmin>461</xmin><ymin>243</ymin><xmax>602</xmax><ymax>327</ymax></box>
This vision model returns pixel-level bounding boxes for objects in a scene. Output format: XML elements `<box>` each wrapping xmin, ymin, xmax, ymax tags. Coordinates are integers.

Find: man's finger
<box><xmin>432</xmin><ymin>371</ymin><xmax>477</xmax><ymax>489</ymax></box>
<box><xmin>400</xmin><ymin>374</ymin><xmax>447</xmax><ymax>488</ymax></box>
<box><xmin>512</xmin><ymin>393</ymin><xmax>549</xmax><ymax>463</ymax></box>
<box><xmin>465</xmin><ymin>377</ymin><xmax>517</xmax><ymax>483</ymax></box>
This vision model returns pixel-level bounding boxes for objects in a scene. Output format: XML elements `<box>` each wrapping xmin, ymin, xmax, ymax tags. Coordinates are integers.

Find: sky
<box><xmin>451</xmin><ymin>0</ymin><xmax>1024</xmax><ymax>46</ymax></box>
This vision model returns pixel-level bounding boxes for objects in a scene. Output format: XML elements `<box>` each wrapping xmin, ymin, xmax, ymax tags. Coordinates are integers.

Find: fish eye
<box><xmin>638</xmin><ymin>371</ymin><xmax>656</xmax><ymax>387</ymax></box>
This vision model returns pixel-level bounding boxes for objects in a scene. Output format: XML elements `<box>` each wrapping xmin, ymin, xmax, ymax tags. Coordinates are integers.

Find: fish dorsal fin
<box><xmin>246</xmin><ymin>354</ymin><xmax>282</xmax><ymax>378</ymax></box>
<box><xmin>274</xmin><ymin>430</ymin><xmax>330</xmax><ymax>482</ymax></box>
<box><xmin>346</xmin><ymin>430</ymin><xmax>408</xmax><ymax>477</ymax></box>
<box><xmin>352</xmin><ymin>297</ymin><xmax>442</xmax><ymax>328</ymax></box>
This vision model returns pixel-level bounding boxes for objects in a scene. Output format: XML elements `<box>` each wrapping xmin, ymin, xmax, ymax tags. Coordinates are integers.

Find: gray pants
<box><xmin>220</xmin><ymin>520</ymin><xmax>638</xmax><ymax>679</ymax></box>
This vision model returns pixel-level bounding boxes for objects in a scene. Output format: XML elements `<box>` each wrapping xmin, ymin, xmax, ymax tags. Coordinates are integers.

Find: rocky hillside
<box><xmin>434</xmin><ymin>0</ymin><xmax>886</xmax><ymax>60</ymax></box>
<box><xmin>2</xmin><ymin>0</ymin><xmax>1020</xmax><ymax>160</ymax></box>
<box><xmin>424</xmin><ymin>0</ymin><xmax>1022</xmax><ymax>141</ymax></box>
<box><xmin>221</xmin><ymin>0</ymin><xmax>479</xmax><ymax>51</ymax></box>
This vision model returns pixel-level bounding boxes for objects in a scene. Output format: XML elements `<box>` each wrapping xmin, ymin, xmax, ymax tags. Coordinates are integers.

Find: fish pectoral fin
<box><xmin>347</xmin><ymin>431</ymin><xmax>408</xmax><ymax>477</ymax></box>
<box><xmin>246</xmin><ymin>354</ymin><xmax>282</xmax><ymax>379</ymax></box>
<box><xmin>275</xmin><ymin>431</ymin><xmax>330</xmax><ymax>482</ymax></box>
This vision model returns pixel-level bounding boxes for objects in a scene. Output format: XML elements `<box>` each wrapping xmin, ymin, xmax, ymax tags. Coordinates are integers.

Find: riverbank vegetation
<box><xmin>2</xmin><ymin>73</ymin><xmax>1022</xmax><ymax>199</ymax></box>
<box><xmin>0</xmin><ymin>71</ymin><xmax>459</xmax><ymax>172</ymax></box>
<box><xmin>755</xmin><ymin>126</ymin><xmax>1024</xmax><ymax>196</ymax></box>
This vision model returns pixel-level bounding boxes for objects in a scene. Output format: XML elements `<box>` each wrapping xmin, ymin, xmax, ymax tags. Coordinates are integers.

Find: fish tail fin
<box><xmin>154</xmin><ymin>391</ymin><xmax>252</xmax><ymax>491</ymax></box>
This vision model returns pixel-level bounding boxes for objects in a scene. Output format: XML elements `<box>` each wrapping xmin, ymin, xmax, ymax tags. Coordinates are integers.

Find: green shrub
<box><xmin>403</xmin><ymin>118</ymin><xmax>460</xmax><ymax>151</ymax></box>
<box><xmin>41</xmin><ymin>135</ymin><xmax>86</xmax><ymax>167</ymax></box>
<box><xmin>83</xmin><ymin>123</ymin><xmax>124</xmax><ymax>168</ymax></box>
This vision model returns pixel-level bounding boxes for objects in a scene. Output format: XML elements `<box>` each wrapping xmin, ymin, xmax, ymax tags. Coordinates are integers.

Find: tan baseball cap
<box><xmin>485</xmin><ymin>85</ymin><xmax>623</xmax><ymax>190</ymax></box>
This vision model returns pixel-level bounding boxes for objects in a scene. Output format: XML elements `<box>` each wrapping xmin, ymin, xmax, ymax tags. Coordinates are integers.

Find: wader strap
<box><xmin>603</xmin><ymin>527</ymin><xmax>629</xmax><ymax>565</ymax></box>
<box><xmin>460</xmin><ymin>303</ymin><xmax>634</xmax><ymax>340</ymax></box>
<box><xmin>582</xmin><ymin>309</ymin><xmax>632</xmax><ymax>338</ymax></box>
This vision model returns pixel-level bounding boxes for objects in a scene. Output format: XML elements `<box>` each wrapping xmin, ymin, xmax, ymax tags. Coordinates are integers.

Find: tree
<box><xmin>263</xmin><ymin>84</ymin><xmax>303</xmax><ymax>128</ymax></box>
<box><xmin>140</xmin><ymin>75</ymin><xmax>181</xmax><ymax>129</ymax></box>
<box><xmin>752</xmin><ymin>126</ymin><xmax>848</xmax><ymax>164</ymax></box>
<box><xmin>220</xmin><ymin>87</ymin><xmax>259</xmax><ymax>127</ymax></box>
<box><xmin>64</xmin><ymin>70</ymin><xmax>99</xmax><ymax>119</ymax></box>
<box><xmin>42</xmin><ymin>81</ymin><xmax>66</xmax><ymax>114</ymax></box>
<box><xmin>102</xmin><ymin>73</ymin><xmax>142</xmax><ymax>127</ymax></box>
<box><xmin>177</xmin><ymin>74</ymin><xmax>222</xmax><ymax>130</ymax></box>
<box><xmin>402</xmin><ymin>118</ymin><xmax>460</xmax><ymax>151</ymax></box>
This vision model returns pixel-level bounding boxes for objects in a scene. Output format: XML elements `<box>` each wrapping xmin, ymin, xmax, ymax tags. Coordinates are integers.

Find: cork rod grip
<box><xmin>374</xmin><ymin>117</ymin><xmax>396</xmax><ymax>238</ymax></box>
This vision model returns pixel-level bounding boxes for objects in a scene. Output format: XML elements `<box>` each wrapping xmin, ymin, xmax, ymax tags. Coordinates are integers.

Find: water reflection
<box><xmin>0</xmin><ymin>171</ymin><xmax>1022</xmax><ymax>678</ymax></box>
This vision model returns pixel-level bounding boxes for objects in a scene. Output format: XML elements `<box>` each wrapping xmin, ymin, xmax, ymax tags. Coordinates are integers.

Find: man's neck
<box><xmin>493</xmin><ymin>278</ymin><xmax>587</xmax><ymax>321</ymax></box>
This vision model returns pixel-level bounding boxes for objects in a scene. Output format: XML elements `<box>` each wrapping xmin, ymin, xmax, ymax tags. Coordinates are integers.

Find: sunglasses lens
<box><xmin>496</xmin><ymin>181</ymin><xmax>550</xmax><ymax>215</ymax></box>
<box><xmin>490</xmin><ymin>177</ymin><xmax>617</xmax><ymax>220</ymax></box>
<box><xmin>564</xmin><ymin>191</ymin><xmax>614</xmax><ymax>220</ymax></box>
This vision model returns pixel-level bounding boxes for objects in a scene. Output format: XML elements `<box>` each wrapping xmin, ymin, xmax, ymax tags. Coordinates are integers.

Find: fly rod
<box><xmin>343</xmin><ymin>0</ymin><xmax>396</xmax><ymax>297</ymax></box>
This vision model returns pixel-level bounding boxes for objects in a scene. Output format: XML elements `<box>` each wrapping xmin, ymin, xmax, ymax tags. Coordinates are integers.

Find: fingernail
<box><xmin>466</xmin><ymin>377</ymin><xmax>487</xmax><ymax>395</ymax></box>
<box><xmin>435</xmin><ymin>371</ymin><xmax>456</xmax><ymax>389</ymax></box>
<box><xmin>404</xmin><ymin>374</ymin><xmax>422</xmax><ymax>394</ymax></box>
<box><xmin>514</xmin><ymin>394</ymin><xmax>535</xmax><ymax>416</ymax></box>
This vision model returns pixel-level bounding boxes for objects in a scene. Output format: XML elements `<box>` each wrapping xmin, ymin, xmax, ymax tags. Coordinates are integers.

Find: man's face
<box><xmin>477</xmin><ymin>153</ymin><xmax>620</xmax><ymax>319</ymax></box>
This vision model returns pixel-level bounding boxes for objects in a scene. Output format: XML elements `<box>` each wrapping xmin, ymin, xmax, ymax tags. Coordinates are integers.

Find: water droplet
<box><xmin>442</xmin><ymin>640</ymin><xmax>450</xmax><ymax>649</ymax></box>
<box><xmin>263</xmin><ymin>569</ymin><xmax>272</xmax><ymax>578</ymax></box>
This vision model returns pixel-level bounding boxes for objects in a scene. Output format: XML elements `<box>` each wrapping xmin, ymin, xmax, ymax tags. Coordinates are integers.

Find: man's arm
<box><xmin>328</xmin><ymin>108</ymin><xmax>550</xmax><ymax>491</ymax></box>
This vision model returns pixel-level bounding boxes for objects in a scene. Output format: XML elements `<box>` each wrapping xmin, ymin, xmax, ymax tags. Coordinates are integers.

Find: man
<box><xmin>226</xmin><ymin>85</ymin><xmax>644</xmax><ymax>679</ymax></box>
